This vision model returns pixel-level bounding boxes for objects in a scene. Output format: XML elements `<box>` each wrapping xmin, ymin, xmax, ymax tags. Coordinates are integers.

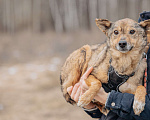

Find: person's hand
<box><xmin>67</xmin><ymin>66</ymin><xmax>109</xmax><ymax>109</ymax></box>
<box><xmin>79</xmin><ymin>67</ymin><xmax>109</xmax><ymax>104</ymax></box>
<box><xmin>67</xmin><ymin>67</ymin><xmax>96</xmax><ymax>109</ymax></box>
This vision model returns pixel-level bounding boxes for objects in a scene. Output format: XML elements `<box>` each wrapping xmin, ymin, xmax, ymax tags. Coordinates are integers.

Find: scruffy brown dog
<box><xmin>60</xmin><ymin>18</ymin><xmax>150</xmax><ymax>115</ymax></box>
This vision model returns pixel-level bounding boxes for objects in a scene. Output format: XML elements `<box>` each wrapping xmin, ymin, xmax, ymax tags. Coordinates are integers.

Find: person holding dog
<box><xmin>67</xmin><ymin>11</ymin><xmax>150</xmax><ymax>120</ymax></box>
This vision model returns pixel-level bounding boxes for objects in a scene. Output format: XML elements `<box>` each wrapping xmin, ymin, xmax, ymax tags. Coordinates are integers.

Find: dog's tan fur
<box><xmin>60</xmin><ymin>18</ymin><xmax>150</xmax><ymax>115</ymax></box>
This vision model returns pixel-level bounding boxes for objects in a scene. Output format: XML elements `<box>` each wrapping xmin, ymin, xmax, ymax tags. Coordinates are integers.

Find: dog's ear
<box><xmin>139</xmin><ymin>19</ymin><xmax>150</xmax><ymax>29</ymax></box>
<box><xmin>139</xmin><ymin>20</ymin><xmax>150</xmax><ymax>45</ymax></box>
<box><xmin>95</xmin><ymin>19</ymin><xmax>112</xmax><ymax>35</ymax></box>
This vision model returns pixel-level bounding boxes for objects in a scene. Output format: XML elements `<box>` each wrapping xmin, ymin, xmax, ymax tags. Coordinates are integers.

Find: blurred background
<box><xmin>0</xmin><ymin>0</ymin><xmax>149</xmax><ymax>120</ymax></box>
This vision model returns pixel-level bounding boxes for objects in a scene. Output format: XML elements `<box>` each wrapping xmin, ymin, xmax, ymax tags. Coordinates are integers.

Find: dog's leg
<box><xmin>133</xmin><ymin>85</ymin><xmax>146</xmax><ymax>115</ymax></box>
<box><xmin>77</xmin><ymin>75</ymin><xmax>102</xmax><ymax>107</ymax></box>
<box><xmin>120</xmin><ymin>82</ymin><xmax>146</xmax><ymax>115</ymax></box>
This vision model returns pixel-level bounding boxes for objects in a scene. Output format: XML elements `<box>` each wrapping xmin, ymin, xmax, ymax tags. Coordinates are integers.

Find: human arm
<box><xmin>81</xmin><ymin>88</ymin><xmax>150</xmax><ymax>120</ymax></box>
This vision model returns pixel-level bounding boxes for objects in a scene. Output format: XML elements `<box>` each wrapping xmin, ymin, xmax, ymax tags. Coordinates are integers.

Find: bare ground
<box><xmin>0</xmin><ymin>30</ymin><xmax>105</xmax><ymax>120</ymax></box>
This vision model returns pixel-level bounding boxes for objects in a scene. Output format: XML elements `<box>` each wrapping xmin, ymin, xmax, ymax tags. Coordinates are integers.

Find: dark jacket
<box><xmin>85</xmin><ymin>90</ymin><xmax>150</xmax><ymax>120</ymax></box>
<box><xmin>84</xmin><ymin>11</ymin><xmax>150</xmax><ymax>120</ymax></box>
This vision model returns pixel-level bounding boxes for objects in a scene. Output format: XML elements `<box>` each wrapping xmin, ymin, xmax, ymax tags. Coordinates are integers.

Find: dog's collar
<box><xmin>108</xmin><ymin>64</ymin><xmax>135</xmax><ymax>79</ymax></box>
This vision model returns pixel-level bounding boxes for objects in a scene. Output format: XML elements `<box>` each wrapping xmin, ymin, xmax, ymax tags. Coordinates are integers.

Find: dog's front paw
<box><xmin>133</xmin><ymin>98</ymin><xmax>145</xmax><ymax>115</ymax></box>
<box><xmin>133</xmin><ymin>85</ymin><xmax>146</xmax><ymax>115</ymax></box>
<box><xmin>77</xmin><ymin>95</ymin><xmax>93</xmax><ymax>107</ymax></box>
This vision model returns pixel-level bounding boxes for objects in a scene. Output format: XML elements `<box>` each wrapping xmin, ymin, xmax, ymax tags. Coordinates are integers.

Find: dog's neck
<box><xmin>109</xmin><ymin>48</ymin><xmax>144</xmax><ymax>75</ymax></box>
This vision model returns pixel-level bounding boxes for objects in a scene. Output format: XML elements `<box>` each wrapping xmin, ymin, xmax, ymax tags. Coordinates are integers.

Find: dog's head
<box><xmin>95</xmin><ymin>18</ymin><xmax>150</xmax><ymax>53</ymax></box>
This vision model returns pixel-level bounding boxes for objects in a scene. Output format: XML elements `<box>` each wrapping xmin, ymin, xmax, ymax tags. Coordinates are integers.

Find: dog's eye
<box><xmin>114</xmin><ymin>30</ymin><xmax>119</xmax><ymax>35</ymax></box>
<box><xmin>130</xmin><ymin>30</ymin><xmax>135</xmax><ymax>34</ymax></box>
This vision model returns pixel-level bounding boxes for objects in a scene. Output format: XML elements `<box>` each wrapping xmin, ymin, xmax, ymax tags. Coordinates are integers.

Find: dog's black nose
<box><xmin>119</xmin><ymin>40</ymin><xmax>127</xmax><ymax>48</ymax></box>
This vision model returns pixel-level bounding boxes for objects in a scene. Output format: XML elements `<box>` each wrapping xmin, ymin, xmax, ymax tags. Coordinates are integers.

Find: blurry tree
<box><xmin>0</xmin><ymin>0</ymin><xmax>149</xmax><ymax>33</ymax></box>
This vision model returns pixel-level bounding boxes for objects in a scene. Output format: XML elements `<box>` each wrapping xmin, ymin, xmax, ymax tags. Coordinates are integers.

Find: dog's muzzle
<box><xmin>116</xmin><ymin>40</ymin><xmax>133</xmax><ymax>53</ymax></box>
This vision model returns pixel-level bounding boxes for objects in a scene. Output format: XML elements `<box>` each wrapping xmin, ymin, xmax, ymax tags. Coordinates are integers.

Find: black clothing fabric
<box><xmin>102</xmin><ymin>64</ymin><xmax>134</xmax><ymax>93</ymax></box>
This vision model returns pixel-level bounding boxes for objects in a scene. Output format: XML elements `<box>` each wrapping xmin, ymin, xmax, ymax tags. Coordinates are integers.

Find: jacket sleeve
<box><xmin>105</xmin><ymin>90</ymin><xmax>150</xmax><ymax>120</ymax></box>
<box><xmin>83</xmin><ymin>91</ymin><xmax>150</xmax><ymax>120</ymax></box>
